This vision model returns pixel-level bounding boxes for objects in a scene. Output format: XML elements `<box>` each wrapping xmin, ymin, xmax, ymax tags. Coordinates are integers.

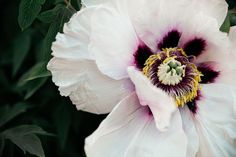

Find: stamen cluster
<box><xmin>143</xmin><ymin>48</ymin><xmax>202</xmax><ymax>106</ymax></box>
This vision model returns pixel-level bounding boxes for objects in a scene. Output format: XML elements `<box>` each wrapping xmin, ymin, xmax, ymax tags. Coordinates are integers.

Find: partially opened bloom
<box><xmin>47</xmin><ymin>0</ymin><xmax>236</xmax><ymax>156</ymax></box>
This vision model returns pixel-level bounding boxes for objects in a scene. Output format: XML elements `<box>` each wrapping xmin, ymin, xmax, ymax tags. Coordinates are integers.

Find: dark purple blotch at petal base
<box><xmin>183</xmin><ymin>38</ymin><xmax>206</xmax><ymax>57</ymax></box>
<box><xmin>134</xmin><ymin>45</ymin><xmax>153</xmax><ymax>69</ymax></box>
<box><xmin>187</xmin><ymin>101</ymin><xmax>198</xmax><ymax>114</ymax></box>
<box><xmin>158</xmin><ymin>30</ymin><xmax>181</xmax><ymax>50</ymax></box>
<box><xmin>197</xmin><ymin>62</ymin><xmax>220</xmax><ymax>83</ymax></box>
<box><xmin>187</xmin><ymin>90</ymin><xmax>201</xmax><ymax>114</ymax></box>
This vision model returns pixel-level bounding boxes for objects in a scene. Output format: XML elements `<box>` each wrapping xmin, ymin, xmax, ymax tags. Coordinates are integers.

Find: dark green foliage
<box><xmin>0</xmin><ymin>0</ymin><xmax>236</xmax><ymax>156</ymax></box>
<box><xmin>18</xmin><ymin>0</ymin><xmax>46</xmax><ymax>30</ymax></box>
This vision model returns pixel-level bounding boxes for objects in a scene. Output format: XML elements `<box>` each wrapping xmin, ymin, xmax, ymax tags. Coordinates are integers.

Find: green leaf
<box><xmin>18</xmin><ymin>0</ymin><xmax>46</xmax><ymax>30</ymax></box>
<box><xmin>2</xmin><ymin>125</ymin><xmax>53</xmax><ymax>157</ymax></box>
<box><xmin>3</xmin><ymin>133</ymin><xmax>44</xmax><ymax>157</ymax></box>
<box><xmin>40</xmin><ymin>4</ymin><xmax>73</xmax><ymax>61</ymax></box>
<box><xmin>220</xmin><ymin>12</ymin><xmax>231</xmax><ymax>33</ymax></box>
<box><xmin>0</xmin><ymin>103</ymin><xmax>30</xmax><ymax>127</ymax></box>
<box><xmin>37</xmin><ymin>10</ymin><xmax>56</xmax><ymax>24</ymax></box>
<box><xmin>38</xmin><ymin>4</ymin><xmax>64</xmax><ymax>23</ymax></box>
<box><xmin>2</xmin><ymin>125</ymin><xmax>53</xmax><ymax>137</ymax></box>
<box><xmin>18</xmin><ymin>62</ymin><xmax>51</xmax><ymax>83</ymax></box>
<box><xmin>12</xmin><ymin>30</ymin><xmax>32</xmax><ymax>76</ymax></box>
<box><xmin>23</xmin><ymin>77</ymin><xmax>48</xmax><ymax>99</ymax></box>
<box><xmin>17</xmin><ymin>62</ymin><xmax>50</xmax><ymax>99</ymax></box>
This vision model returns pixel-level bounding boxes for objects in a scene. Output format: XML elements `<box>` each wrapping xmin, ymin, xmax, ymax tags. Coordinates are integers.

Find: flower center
<box><xmin>157</xmin><ymin>58</ymin><xmax>186</xmax><ymax>85</ymax></box>
<box><xmin>142</xmin><ymin>48</ymin><xmax>202</xmax><ymax>107</ymax></box>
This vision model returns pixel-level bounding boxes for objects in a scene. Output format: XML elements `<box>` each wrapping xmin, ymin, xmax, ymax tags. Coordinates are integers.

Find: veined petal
<box><xmin>89</xmin><ymin>4</ymin><xmax>138</xmax><ymax>80</ymax></box>
<box><xmin>193</xmin><ymin>83</ymin><xmax>236</xmax><ymax>157</ymax></box>
<box><xmin>52</xmin><ymin>7</ymin><xmax>96</xmax><ymax>60</ymax></box>
<box><xmin>180</xmin><ymin>107</ymin><xmax>199</xmax><ymax>157</ymax></box>
<box><xmin>47</xmin><ymin>58</ymin><xmax>133</xmax><ymax>114</ymax></box>
<box><xmin>127</xmin><ymin>66</ymin><xmax>177</xmax><ymax>131</ymax></box>
<box><xmin>85</xmin><ymin>93</ymin><xmax>187</xmax><ymax>157</ymax></box>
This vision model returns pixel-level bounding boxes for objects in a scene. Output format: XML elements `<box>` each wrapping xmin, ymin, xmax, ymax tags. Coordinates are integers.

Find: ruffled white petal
<box><xmin>85</xmin><ymin>93</ymin><xmax>187</xmax><ymax>157</ymax></box>
<box><xmin>127</xmin><ymin>66</ymin><xmax>177</xmax><ymax>131</ymax></box>
<box><xmin>193</xmin><ymin>83</ymin><xmax>236</xmax><ymax>157</ymax></box>
<box><xmin>47</xmin><ymin>58</ymin><xmax>133</xmax><ymax>114</ymax></box>
<box><xmin>52</xmin><ymin>7</ymin><xmax>96</xmax><ymax>60</ymax></box>
<box><xmin>89</xmin><ymin>4</ymin><xmax>138</xmax><ymax>80</ymax></box>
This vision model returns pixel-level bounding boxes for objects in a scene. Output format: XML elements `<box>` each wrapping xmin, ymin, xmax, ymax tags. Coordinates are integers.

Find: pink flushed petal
<box><xmin>127</xmin><ymin>66</ymin><xmax>177</xmax><ymax>132</ymax></box>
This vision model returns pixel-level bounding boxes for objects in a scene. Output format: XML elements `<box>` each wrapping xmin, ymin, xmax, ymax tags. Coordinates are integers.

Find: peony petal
<box><xmin>85</xmin><ymin>93</ymin><xmax>187</xmax><ymax>157</ymax></box>
<box><xmin>192</xmin><ymin>0</ymin><xmax>228</xmax><ymax>26</ymax></box>
<box><xmin>229</xmin><ymin>26</ymin><xmax>236</xmax><ymax>44</ymax></box>
<box><xmin>47</xmin><ymin>58</ymin><xmax>133</xmax><ymax>114</ymax></box>
<box><xmin>127</xmin><ymin>66</ymin><xmax>177</xmax><ymax>131</ymax></box>
<box><xmin>180</xmin><ymin>107</ymin><xmax>199</xmax><ymax>157</ymax></box>
<box><xmin>193</xmin><ymin>83</ymin><xmax>236</xmax><ymax>157</ymax></box>
<box><xmin>127</xmin><ymin>0</ymin><xmax>229</xmax><ymax>61</ymax></box>
<box><xmin>82</xmin><ymin>0</ymin><xmax>107</xmax><ymax>6</ymax></box>
<box><xmin>52</xmin><ymin>7</ymin><xmax>96</xmax><ymax>60</ymax></box>
<box><xmin>89</xmin><ymin>4</ymin><xmax>138</xmax><ymax>80</ymax></box>
<box><xmin>216</xmin><ymin>26</ymin><xmax>236</xmax><ymax>86</ymax></box>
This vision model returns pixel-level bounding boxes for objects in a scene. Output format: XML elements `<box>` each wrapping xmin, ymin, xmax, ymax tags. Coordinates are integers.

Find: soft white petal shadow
<box><xmin>89</xmin><ymin>4</ymin><xmax>138</xmax><ymax>80</ymax></box>
<box><xmin>127</xmin><ymin>66</ymin><xmax>177</xmax><ymax>132</ymax></box>
<box><xmin>85</xmin><ymin>93</ymin><xmax>187</xmax><ymax>157</ymax></box>
<box><xmin>47</xmin><ymin>58</ymin><xmax>133</xmax><ymax>114</ymax></box>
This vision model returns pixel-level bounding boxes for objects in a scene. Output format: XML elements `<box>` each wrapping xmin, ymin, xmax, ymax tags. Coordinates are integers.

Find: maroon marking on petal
<box><xmin>158</xmin><ymin>30</ymin><xmax>181</xmax><ymax>50</ymax></box>
<box><xmin>183</xmin><ymin>38</ymin><xmax>206</xmax><ymax>57</ymax></box>
<box><xmin>134</xmin><ymin>44</ymin><xmax>153</xmax><ymax>70</ymax></box>
<box><xmin>147</xmin><ymin>107</ymin><xmax>153</xmax><ymax>116</ymax></box>
<box><xmin>187</xmin><ymin>90</ymin><xmax>201</xmax><ymax>114</ymax></box>
<box><xmin>197</xmin><ymin>62</ymin><xmax>220</xmax><ymax>84</ymax></box>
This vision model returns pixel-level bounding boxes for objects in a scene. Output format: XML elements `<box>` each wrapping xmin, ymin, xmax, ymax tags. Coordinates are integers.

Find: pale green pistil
<box><xmin>157</xmin><ymin>59</ymin><xmax>186</xmax><ymax>85</ymax></box>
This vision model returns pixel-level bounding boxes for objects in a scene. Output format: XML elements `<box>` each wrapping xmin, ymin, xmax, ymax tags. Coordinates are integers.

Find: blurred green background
<box><xmin>0</xmin><ymin>0</ymin><xmax>235</xmax><ymax>157</ymax></box>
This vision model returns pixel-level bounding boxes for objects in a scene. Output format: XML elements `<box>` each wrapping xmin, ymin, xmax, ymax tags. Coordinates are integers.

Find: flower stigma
<box><xmin>157</xmin><ymin>58</ymin><xmax>186</xmax><ymax>85</ymax></box>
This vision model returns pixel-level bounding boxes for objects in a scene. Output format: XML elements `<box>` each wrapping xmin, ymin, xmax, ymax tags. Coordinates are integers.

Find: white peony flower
<box><xmin>47</xmin><ymin>0</ymin><xmax>236</xmax><ymax>156</ymax></box>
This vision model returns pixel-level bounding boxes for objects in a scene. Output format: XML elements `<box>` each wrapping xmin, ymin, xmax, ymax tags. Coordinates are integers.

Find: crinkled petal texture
<box><xmin>85</xmin><ymin>93</ymin><xmax>187</xmax><ymax>157</ymax></box>
<box><xmin>47</xmin><ymin>7</ymin><xmax>134</xmax><ymax>114</ymax></box>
